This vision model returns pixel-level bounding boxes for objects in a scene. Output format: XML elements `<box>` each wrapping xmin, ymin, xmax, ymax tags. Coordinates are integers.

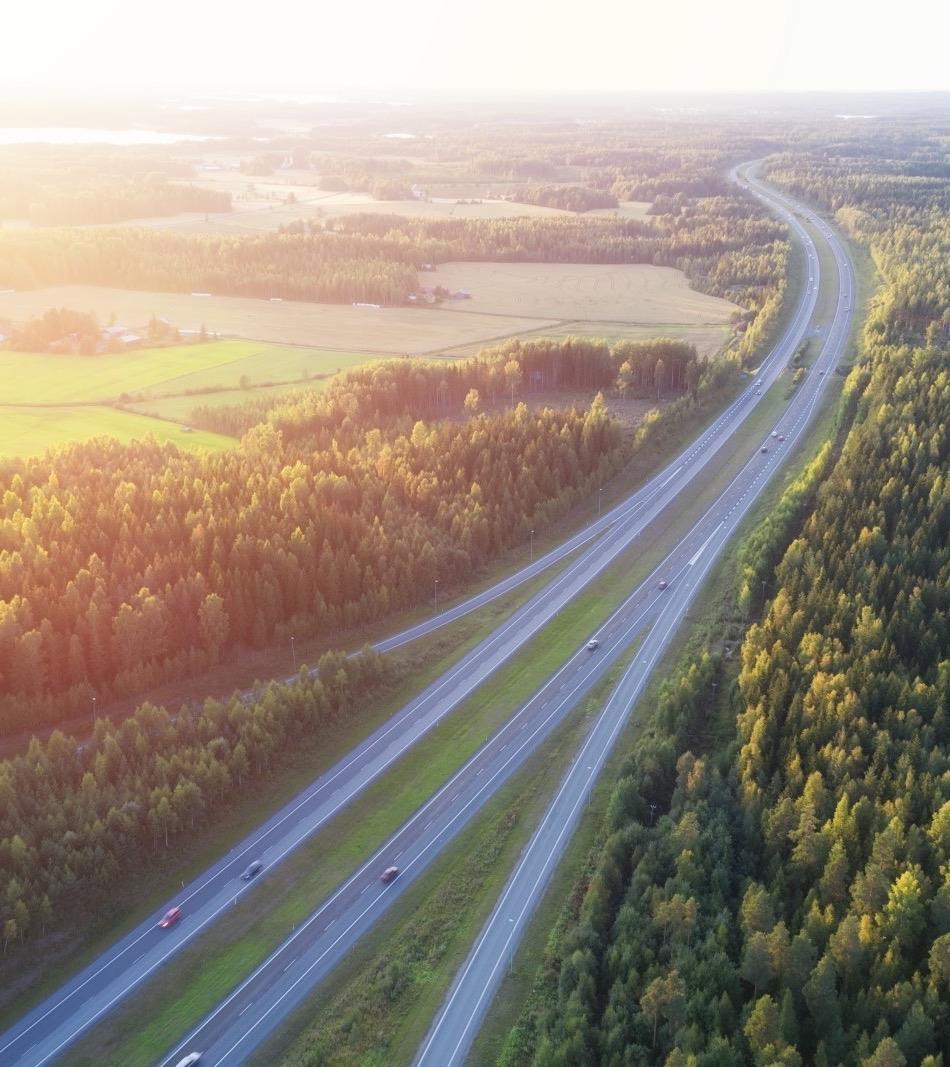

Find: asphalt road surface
<box><xmin>153</xmin><ymin>169</ymin><xmax>852</xmax><ymax>1067</ymax></box>
<box><xmin>0</xmin><ymin>165</ymin><xmax>833</xmax><ymax>1067</ymax></box>
<box><xmin>414</xmin><ymin>166</ymin><xmax>855</xmax><ymax>1066</ymax></box>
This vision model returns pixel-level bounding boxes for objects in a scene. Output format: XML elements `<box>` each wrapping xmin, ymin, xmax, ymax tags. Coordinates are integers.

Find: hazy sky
<box><xmin>5</xmin><ymin>0</ymin><xmax>948</xmax><ymax>95</ymax></box>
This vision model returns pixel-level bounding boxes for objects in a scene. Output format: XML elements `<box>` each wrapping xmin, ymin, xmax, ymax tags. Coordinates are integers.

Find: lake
<box><xmin>0</xmin><ymin>127</ymin><xmax>217</xmax><ymax>145</ymax></box>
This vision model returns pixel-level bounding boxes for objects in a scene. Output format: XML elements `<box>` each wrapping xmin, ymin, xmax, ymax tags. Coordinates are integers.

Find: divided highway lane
<box><xmin>0</xmin><ymin>167</ymin><xmax>821</xmax><ymax>1067</ymax></box>
<box><xmin>415</xmin><ymin>175</ymin><xmax>855</xmax><ymax>1066</ymax></box>
<box><xmin>158</xmin><ymin>178</ymin><xmax>849</xmax><ymax>1067</ymax></box>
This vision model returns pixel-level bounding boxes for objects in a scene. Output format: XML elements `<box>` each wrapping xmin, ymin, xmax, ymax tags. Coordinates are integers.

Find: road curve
<box><xmin>156</xmin><ymin>169</ymin><xmax>852</xmax><ymax>1067</ymax></box>
<box><xmin>413</xmin><ymin>166</ymin><xmax>855</xmax><ymax>1066</ymax></box>
<box><xmin>0</xmin><ymin>164</ymin><xmax>824</xmax><ymax>1067</ymax></box>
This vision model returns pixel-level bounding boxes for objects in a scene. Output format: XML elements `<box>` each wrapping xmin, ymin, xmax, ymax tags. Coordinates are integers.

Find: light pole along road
<box><xmin>0</xmin><ymin>164</ymin><xmax>825</xmax><ymax>1067</ymax></box>
<box><xmin>152</xmin><ymin>167</ymin><xmax>853</xmax><ymax>1067</ymax></box>
<box><xmin>414</xmin><ymin>166</ymin><xmax>855</xmax><ymax>1066</ymax></box>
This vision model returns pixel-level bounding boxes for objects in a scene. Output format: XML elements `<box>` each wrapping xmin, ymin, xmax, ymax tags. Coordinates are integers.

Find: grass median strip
<box><xmin>64</xmin><ymin>332</ymin><xmax>803</xmax><ymax>1064</ymax></box>
<box><xmin>0</xmin><ymin>347</ymin><xmax>756</xmax><ymax>1031</ymax></box>
<box><xmin>71</xmin><ymin>353</ymin><xmax>802</xmax><ymax>1065</ymax></box>
<box><xmin>471</xmin><ymin>217</ymin><xmax>865</xmax><ymax>1067</ymax></box>
<box><xmin>263</xmin><ymin>646</ymin><xmax>642</xmax><ymax>1067</ymax></box>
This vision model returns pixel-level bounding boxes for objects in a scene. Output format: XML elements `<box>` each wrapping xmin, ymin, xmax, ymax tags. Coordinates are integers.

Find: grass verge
<box><xmin>65</xmin><ymin>365</ymin><xmax>799</xmax><ymax>1064</ymax></box>
<box><xmin>470</xmin><ymin>216</ymin><xmax>869</xmax><ymax>1066</ymax></box>
<box><xmin>262</xmin><ymin>648</ymin><xmax>643</xmax><ymax>1067</ymax></box>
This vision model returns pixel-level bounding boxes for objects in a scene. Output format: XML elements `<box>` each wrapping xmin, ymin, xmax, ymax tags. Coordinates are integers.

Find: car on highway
<box><xmin>586</xmin><ymin>639</ymin><xmax>600</xmax><ymax>651</ymax></box>
<box><xmin>658</xmin><ymin>581</ymin><xmax>668</xmax><ymax>590</ymax></box>
<box><xmin>380</xmin><ymin>866</ymin><xmax>400</xmax><ymax>883</ymax></box>
<box><xmin>771</xmin><ymin>431</ymin><xmax>779</xmax><ymax>438</ymax></box>
<box><xmin>761</xmin><ymin>446</ymin><xmax>769</xmax><ymax>454</ymax></box>
<box><xmin>242</xmin><ymin>860</ymin><xmax>264</xmax><ymax>880</ymax></box>
<box><xmin>779</xmin><ymin>435</ymin><xmax>786</xmax><ymax>442</ymax></box>
<box><xmin>175</xmin><ymin>1054</ymin><xmax>202</xmax><ymax>1067</ymax></box>
<box><xmin>159</xmin><ymin>906</ymin><xmax>183</xmax><ymax>928</ymax></box>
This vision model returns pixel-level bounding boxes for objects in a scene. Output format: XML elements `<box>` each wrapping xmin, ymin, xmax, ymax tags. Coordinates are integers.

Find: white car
<box><xmin>586</xmin><ymin>639</ymin><xmax>600</xmax><ymax>651</ymax></box>
<box><xmin>175</xmin><ymin>1055</ymin><xmax>202</xmax><ymax>1067</ymax></box>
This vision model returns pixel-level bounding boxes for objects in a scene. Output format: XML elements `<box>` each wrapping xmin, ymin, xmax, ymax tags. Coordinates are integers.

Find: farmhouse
<box><xmin>101</xmin><ymin>324</ymin><xmax>142</xmax><ymax>347</ymax></box>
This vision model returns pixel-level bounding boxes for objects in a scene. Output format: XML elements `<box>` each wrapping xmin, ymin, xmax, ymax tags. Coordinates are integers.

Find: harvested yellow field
<box><xmin>425</xmin><ymin>262</ymin><xmax>742</xmax><ymax>324</ymax></box>
<box><xmin>0</xmin><ymin>286</ymin><xmax>558</xmax><ymax>355</ymax></box>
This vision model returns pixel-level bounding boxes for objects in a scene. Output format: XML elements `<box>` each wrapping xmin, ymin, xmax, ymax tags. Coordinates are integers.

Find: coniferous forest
<box><xmin>0</xmin><ymin>106</ymin><xmax>945</xmax><ymax>1065</ymax></box>
<box><xmin>502</xmin><ymin>132</ymin><xmax>949</xmax><ymax>1067</ymax></box>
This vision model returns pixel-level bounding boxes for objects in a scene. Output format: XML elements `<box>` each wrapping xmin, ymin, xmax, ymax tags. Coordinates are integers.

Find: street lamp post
<box><xmin>92</xmin><ymin>694</ymin><xmax>97</xmax><ymax>724</ymax></box>
<box><xmin>598</xmin><ymin>487</ymin><xmax>604</xmax><ymax>517</ymax></box>
<box><xmin>290</xmin><ymin>635</ymin><xmax>297</xmax><ymax>672</ymax></box>
<box><xmin>530</xmin><ymin>528</ymin><xmax>534</xmax><ymax>563</ymax></box>
<box><xmin>434</xmin><ymin>577</ymin><xmax>439</xmax><ymax>612</ymax></box>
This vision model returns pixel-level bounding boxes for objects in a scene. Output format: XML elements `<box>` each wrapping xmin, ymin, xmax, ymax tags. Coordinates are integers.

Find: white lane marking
<box><xmin>688</xmin><ymin>522</ymin><xmax>724</xmax><ymax>567</ymax></box>
<box><xmin>32</xmin><ymin>172</ymin><xmax>838</xmax><ymax>1067</ymax></box>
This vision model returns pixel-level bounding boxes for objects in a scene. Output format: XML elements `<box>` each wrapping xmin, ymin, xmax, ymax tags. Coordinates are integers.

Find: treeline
<box><xmin>190</xmin><ymin>337</ymin><xmax>704</xmax><ymax>439</ymax></box>
<box><xmin>503</xmin><ymin>134</ymin><xmax>949</xmax><ymax>1066</ymax></box>
<box><xmin>512</xmin><ymin>185</ymin><xmax>618</xmax><ymax>212</ymax></box>
<box><xmin>330</xmin><ymin>206</ymin><xmax>785</xmax><ymax>302</ymax></box>
<box><xmin>0</xmin><ymin>227</ymin><xmax>420</xmax><ymax>306</ymax></box>
<box><xmin>312</xmin><ymin>154</ymin><xmax>414</xmax><ymax>200</ymax></box>
<box><xmin>4</xmin><ymin>307</ymin><xmax>101</xmax><ymax>353</ymax></box>
<box><xmin>0</xmin><ymin>171</ymin><xmax>229</xmax><ymax>226</ymax></box>
<box><xmin>1</xmin><ymin>162</ymin><xmax>786</xmax><ymax>326</ymax></box>
<box><xmin>0</xmin><ymin>393</ymin><xmax>622</xmax><ymax>734</ymax></box>
<box><xmin>0</xmin><ymin>648</ymin><xmax>390</xmax><ymax>950</ymax></box>
<box><xmin>764</xmin><ymin>148</ymin><xmax>950</xmax><ymax>344</ymax></box>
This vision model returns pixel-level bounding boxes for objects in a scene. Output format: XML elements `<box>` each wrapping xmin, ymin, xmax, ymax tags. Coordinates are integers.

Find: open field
<box><xmin>0</xmin><ymin>339</ymin><xmax>371</xmax><ymax>404</ymax></box>
<box><xmin>0</xmin><ymin>286</ymin><xmax>557</xmax><ymax>354</ymax></box>
<box><xmin>0</xmin><ymin>406</ymin><xmax>233</xmax><ymax>459</ymax></box>
<box><xmin>426</xmin><ymin>261</ymin><xmax>742</xmax><ymax>323</ymax></box>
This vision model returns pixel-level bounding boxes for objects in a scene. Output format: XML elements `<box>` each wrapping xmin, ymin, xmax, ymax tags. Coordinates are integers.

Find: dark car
<box><xmin>658</xmin><ymin>580</ymin><xmax>668</xmax><ymax>590</ymax></box>
<box><xmin>380</xmin><ymin>866</ymin><xmax>400</xmax><ymax>883</ymax></box>
<box><xmin>159</xmin><ymin>906</ymin><xmax>183</xmax><ymax>928</ymax></box>
<box><xmin>241</xmin><ymin>860</ymin><xmax>264</xmax><ymax>881</ymax></box>
<box><xmin>761</xmin><ymin>446</ymin><xmax>769</xmax><ymax>454</ymax></box>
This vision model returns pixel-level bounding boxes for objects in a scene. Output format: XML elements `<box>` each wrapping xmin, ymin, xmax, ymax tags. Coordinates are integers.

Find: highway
<box><xmin>414</xmin><ymin>165</ymin><xmax>856</xmax><ymax>1066</ymax></box>
<box><xmin>0</xmin><ymin>165</ymin><xmax>829</xmax><ymax>1067</ymax></box>
<box><xmin>152</xmin><ymin>168</ymin><xmax>852</xmax><ymax>1067</ymax></box>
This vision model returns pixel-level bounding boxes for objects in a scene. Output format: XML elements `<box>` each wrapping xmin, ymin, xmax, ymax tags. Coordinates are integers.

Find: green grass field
<box><xmin>0</xmin><ymin>339</ymin><xmax>377</xmax><ymax>457</ymax></box>
<box><xmin>0</xmin><ymin>341</ymin><xmax>375</xmax><ymax>405</ymax></box>
<box><xmin>140</xmin><ymin>344</ymin><xmax>375</xmax><ymax>397</ymax></box>
<box><xmin>0</xmin><ymin>406</ymin><xmax>234</xmax><ymax>459</ymax></box>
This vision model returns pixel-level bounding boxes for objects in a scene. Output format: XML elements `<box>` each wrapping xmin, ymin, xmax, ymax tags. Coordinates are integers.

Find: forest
<box><xmin>0</xmin><ymin>352</ymin><xmax>626</xmax><ymax>735</ymax></box>
<box><xmin>0</xmin><ymin>647</ymin><xmax>391</xmax><ymax>949</ymax></box>
<box><xmin>188</xmin><ymin>336</ymin><xmax>705</xmax><ymax>439</ymax></box>
<box><xmin>501</xmin><ymin>131</ymin><xmax>949</xmax><ymax>1066</ymax></box>
<box><xmin>0</xmin><ymin>139</ymin><xmax>788</xmax><ymax>332</ymax></box>
<box><xmin>0</xmin><ymin>154</ymin><xmax>229</xmax><ymax>226</ymax></box>
<box><xmin>511</xmin><ymin>185</ymin><xmax>619</xmax><ymax>212</ymax></box>
<box><xmin>2</xmin><ymin>307</ymin><xmax>102</xmax><ymax>353</ymax></box>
